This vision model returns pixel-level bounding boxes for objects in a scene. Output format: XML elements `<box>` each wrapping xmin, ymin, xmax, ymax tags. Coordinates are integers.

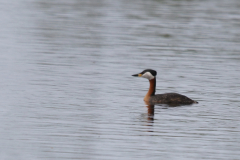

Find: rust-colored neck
<box><xmin>144</xmin><ymin>78</ymin><xmax>156</xmax><ymax>102</ymax></box>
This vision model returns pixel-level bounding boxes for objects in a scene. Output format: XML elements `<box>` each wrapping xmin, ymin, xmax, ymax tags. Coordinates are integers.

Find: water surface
<box><xmin>0</xmin><ymin>0</ymin><xmax>240</xmax><ymax>159</ymax></box>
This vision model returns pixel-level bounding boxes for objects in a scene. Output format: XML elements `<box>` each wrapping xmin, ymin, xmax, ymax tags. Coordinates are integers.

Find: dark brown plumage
<box><xmin>149</xmin><ymin>93</ymin><xmax>198</xmax><ymax>105</ymax></box>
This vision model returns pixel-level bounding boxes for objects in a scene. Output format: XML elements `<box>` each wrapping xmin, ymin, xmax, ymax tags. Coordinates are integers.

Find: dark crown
<box><xmin>141</xmin><ymin>69</ymin><xmax>157</xmax><ymax>76</ymax></box>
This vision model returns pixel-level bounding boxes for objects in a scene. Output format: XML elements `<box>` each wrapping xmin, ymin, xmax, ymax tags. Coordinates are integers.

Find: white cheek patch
<box><xmin>142</xmin><ymin>72</ymin><xmax>154</xmax><ymax>80</ymax></box>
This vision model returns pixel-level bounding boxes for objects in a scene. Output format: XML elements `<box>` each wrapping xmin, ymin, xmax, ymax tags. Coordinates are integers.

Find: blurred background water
<box><xmin>0</xmin><ymin>0</ymin><xmax>240</xmax><ymax>159</ymax></box>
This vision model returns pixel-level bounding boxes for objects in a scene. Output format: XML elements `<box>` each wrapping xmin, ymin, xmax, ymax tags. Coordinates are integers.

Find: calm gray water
<box><xmin>1</xmin><ymin>0</ymin><xmax>240</xmax><ymax>159</ymax></box>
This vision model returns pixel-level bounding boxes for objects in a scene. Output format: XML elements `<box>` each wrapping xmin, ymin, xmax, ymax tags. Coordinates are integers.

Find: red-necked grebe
<box><xmin>132</xmin><ymin>69</ymin><xmax>198</xmax><ymax>105</ymax></box>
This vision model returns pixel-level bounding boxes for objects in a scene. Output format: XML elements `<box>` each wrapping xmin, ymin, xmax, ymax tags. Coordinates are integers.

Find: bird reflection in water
<box><xmin>144</xmin><ymin>100</ymin><xmax>156</xmax><ymax>124</ymax></box>
<box><xmin>142</xmin><ymin>104</ymin><xmax>155</xmax><ymax>132</ymax></box>
<box><xmin>146</xmin><ymin>104</ymin><xmax>155</xmax><ymax>122</ymax></box>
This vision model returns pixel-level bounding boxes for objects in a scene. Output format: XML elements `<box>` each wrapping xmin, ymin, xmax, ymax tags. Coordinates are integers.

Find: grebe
<box><xmin>132</xmin><ymin>69</ymin><xmax>198</xmax><ymax>105</ymax></box>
